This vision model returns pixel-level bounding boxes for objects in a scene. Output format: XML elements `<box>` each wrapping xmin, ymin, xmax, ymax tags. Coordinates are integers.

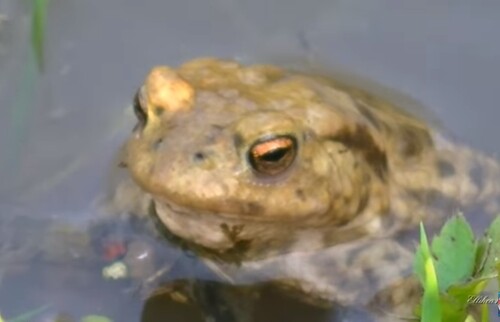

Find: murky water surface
<box><xmin>0</xmin><ymin>0</ymin><xmax>499</xmax><ymax>321</ymax></box>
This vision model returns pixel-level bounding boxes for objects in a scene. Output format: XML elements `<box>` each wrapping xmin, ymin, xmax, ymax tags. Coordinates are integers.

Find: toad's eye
<box><xmin>133</xmin><ymin>87</ymin><xmax>147</xmax><ymax>130</ymax></box>
<box><xmin>248</xmin><ymin>135</ymin><xmax>297</xmax><ymax>176</ymax></box>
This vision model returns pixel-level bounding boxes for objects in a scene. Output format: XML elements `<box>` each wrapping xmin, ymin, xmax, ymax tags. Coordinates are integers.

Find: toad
<box><xmin>117</xmin><ymin>57</ymin><xmax>500</xmax><ymax>318</ymax></box>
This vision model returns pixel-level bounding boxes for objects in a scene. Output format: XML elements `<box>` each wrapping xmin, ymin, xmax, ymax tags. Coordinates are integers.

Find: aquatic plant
<box><xmin>414</xmin><ymin>214</ymin><xmax>500</xmax><ymax>321</ymax></box>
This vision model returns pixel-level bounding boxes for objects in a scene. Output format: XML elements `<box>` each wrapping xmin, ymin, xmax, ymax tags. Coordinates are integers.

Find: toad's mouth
<box><xmin>151</xmin><ymin>199</ymin><xmax>257</xmax><ymax>253</ymax></box>
<box><xmin>150</xmin><ymin>196</ymin><xmax>390</xmax><ymax>261</ymax></box>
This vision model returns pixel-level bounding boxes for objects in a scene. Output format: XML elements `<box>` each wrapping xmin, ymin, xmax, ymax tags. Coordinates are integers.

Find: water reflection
<box><xmin>0</xmin><ymin>204</ymin><xmax>407</xmax><ymax>321</ymax></box>
<box><xmin>141</xmin><ymin>280</ymin><xmax>356</xmax><ymax>322</ymax></box>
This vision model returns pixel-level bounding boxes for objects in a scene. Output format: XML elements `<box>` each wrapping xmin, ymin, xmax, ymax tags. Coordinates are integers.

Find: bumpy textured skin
<box><xmin>124</xmin><ymin>58</ymin><xmax>499</xmax><ymax>255</ymax></box>
<box><xmin>120</xmin><ymin>58</ymin><xmax>500</xmax><ymax>313</ymax></box>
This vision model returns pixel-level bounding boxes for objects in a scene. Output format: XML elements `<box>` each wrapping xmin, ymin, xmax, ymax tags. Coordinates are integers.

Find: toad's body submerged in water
<box><xmin>117</xmin><ymin>58</ymin><xmax>500</xmax><ymax>315</ymax></box>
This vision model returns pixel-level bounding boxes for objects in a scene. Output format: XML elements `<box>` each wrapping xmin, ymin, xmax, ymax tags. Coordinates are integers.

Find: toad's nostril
<box><xmin>154</xmin><ymin>106</ymin><xmax>165</xmax><ymax>117</ymax></box>
<box><xmin>152</xmin><ymin>138</ymin><xmax>164</xmax><ymax>150</ymax></box>
<box><xmin>193</xmin><ymin>151</ymin><xmax>206</xmax><ymax>162</ymax></box>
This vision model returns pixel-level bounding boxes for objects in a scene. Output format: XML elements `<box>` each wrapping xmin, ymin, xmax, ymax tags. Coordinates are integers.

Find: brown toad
<box><xmin>118</xmin><ymin>57</ymin><xmax>500</xmax><ymax>316</ymax></box>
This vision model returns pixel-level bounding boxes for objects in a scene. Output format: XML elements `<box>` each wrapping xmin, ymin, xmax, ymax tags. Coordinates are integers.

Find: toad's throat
<box><xmin>152</xmin><ymin>200</ymin><xmax>254</xmax><ymax>253</ymax></box>
<box><xmin>150</xmin><ymin>200</ymin><xmax>255</xmax><ymax>263</ymax></box>
<box><xmin>150</xmin><ymin>197</ymin><xmax>391</xmax><ymax>263</ymax></box>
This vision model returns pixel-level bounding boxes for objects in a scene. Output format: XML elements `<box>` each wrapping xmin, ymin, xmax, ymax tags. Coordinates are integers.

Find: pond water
<box><xmin>0</xmin><ymin>0</ymin><xmax>499</xmax><ymax>321</ymax></box>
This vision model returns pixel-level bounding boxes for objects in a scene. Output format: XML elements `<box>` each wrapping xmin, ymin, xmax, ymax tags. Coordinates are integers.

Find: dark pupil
<box><xmin>248</xmin><ymin>135</ymin><xmax>297</xmax><ymax>176</ymax></box>
<box><xmin>259</xmin><ymin>147</ymin><xmax>289</xmax><ymax>162</ymax></box>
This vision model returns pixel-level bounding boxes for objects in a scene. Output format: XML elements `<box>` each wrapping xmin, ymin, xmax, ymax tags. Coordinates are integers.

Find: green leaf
<box><xmin>413</xmin><ymin>222</ymin><xmax>431</xmax><ymax>287</ymax></box>
<box><xmin>413</xmin><ymin>215</ymin><xmax>499</xmax><ymax>322</ymax></box>
<box><xmin>476</xmin><ymin>216</ymin><xmax>500</xmax><ymax>278</ymax></box>
<box><xmin>31</xmin><ymin>0</ymin><xmax>48</xmax><ymax>71</ymax></box>
<box><xmin>6</xmin><ymin>305</ymin><xmax>51</xmax><ymax>322</ymax></box>
<box><xmin>465</xmin><ymin>314</ymin><xmax>477</xmax><ymax>322</ymax></box>
<box><xmin>438</xmin><ymin>275</ymin><xmax>490</xmax><ymax>322</ymax></box>
<box><xmin>480</xmin><ymin>302</ymin><xmax>489</xmax><ymax>322</ymax></box>
<box><xmin>497</xmin><ymin>261</ymin><xmax>500</xmax><ymax>290</ymax></box>
<box><xmin>447</xmin><ymin>277</ymin><xmax>489</xmax><ymax>305</ymax></box>
<box><xmin>430</xmin><ymin>214</ymin><xmax>476</xmax><ymax>292</ymax></box>
<box><xmin>474</xmin><ymin>232</ymin><xmax>491</xmax><ymax>276</ymax></box>
<box><xmin>439</xmin><ymin>293</ymin><xmax>468</xmax><ymax>321</ymax></box>
<box><xmin>80</xmin><ymin>315</ymin><xmax>113</xmax><ymax>322</ymax></box>
<box><xmin>414</xmin><ymin>222</ymin><xmax>442</xmax><ymax>321</ymax></box>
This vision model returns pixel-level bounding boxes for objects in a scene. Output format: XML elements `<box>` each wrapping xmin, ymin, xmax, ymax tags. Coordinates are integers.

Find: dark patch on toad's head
<box><xmin>295</xmin><ymin>189</ymin><xmax>307</xmax><ymax>202</ymax></box>
<box><xmin>330</xmin><ymin>125</ymin><xmax>388</xmax><ymax>181</ymax></box>
<box><xmin>398</xmin><ymin>127</ymin><xmax>433</xmax><ymax>158</ymax></box>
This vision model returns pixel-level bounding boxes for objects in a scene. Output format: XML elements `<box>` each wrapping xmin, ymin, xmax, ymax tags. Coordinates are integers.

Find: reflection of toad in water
<box><xmin>110</xmin><ymin>57</ymin><xmax>500</xmax><ymax>320</ymax></box>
